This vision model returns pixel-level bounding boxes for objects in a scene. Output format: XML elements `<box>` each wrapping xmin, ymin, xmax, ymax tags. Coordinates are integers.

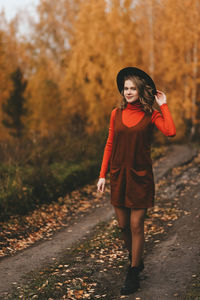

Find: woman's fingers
<box><xmin>98</xmin><ymin>184</ymin><xmax>104</xmax><ymax>193</ymax></box>
<box><xmin>155</xmin><ymin>90</ymin><xmax>167</xmax><ymax>105</ymax></box>
<box><xmin>101</xmin><ymin>183</ymin><xmax>105</xmax><ymax>193</ymax></box>
<box><xmin>100</xmin><ymin>181</ymin><xmax>105</xmax><ymax>193</ymax></box>
<box><xmin>97</xmin><ymin>178</ymin><xmax>105</xmax><ymax>193</ymax></box>
<box><xmin>156</xmin><ymin>89</ymin><xmax>162</xmax><ymax>94</ymax></box>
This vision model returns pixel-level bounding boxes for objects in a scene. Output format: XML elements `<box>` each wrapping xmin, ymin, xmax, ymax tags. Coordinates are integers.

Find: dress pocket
<box><xmin>129</xmin><ymin>167</ymin><xmax>148</xmax><ymax>186</ymax></box>
<box><xmin>110</xmin><ymin>167</ymin><xmax>121</xmax><ymax>185</ymax></box>
<box><xmin>130</xmin><ymin>168</ymin><xmax>147</xmax><ymax>177</ymax></box>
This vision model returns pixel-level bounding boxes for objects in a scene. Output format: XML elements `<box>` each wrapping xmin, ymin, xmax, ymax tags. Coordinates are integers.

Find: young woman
<box><xmin>97</xmin><ymin>67</ymin><xmax>176</xmax><ymax>295</ymax></box>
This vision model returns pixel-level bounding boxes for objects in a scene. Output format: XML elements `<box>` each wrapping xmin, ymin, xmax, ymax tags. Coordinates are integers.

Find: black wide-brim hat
<box><xmin>116</xmin><ymin>67</ymin><xmax>157</xmax><ymax>95</ymax></box>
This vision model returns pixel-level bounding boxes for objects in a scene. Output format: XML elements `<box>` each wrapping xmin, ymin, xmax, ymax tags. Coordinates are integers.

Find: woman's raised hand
<box><xmin>155</xmin><ymin>90</ymin><xmax>167</xmax><ymax>106</ymax></box>
<box><xmin>97</xmin><ymin>178</ymin><xmax>106</xmax><ymax>193</ymax></box>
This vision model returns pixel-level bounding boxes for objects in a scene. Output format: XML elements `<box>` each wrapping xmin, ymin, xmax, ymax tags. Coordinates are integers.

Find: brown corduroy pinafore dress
<box><xmin>109</xmin><ymin>108</ymin><xmax>155</xmax><ymax>208</ymax></box>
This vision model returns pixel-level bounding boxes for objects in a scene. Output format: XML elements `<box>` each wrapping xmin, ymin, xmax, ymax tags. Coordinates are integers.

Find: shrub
<box><xmin>0</xmin><ymin>159</ymin><xmax>101</xmax><ymax>221</ymax></box>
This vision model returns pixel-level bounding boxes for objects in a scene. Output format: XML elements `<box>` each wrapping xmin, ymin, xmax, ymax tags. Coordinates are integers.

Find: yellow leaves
<box><xmin>184</xmin><ymin>211</ymin><xmax>191</xmax><ymax>216</ymax></box>
<box><xmin>194</xmin><ymin>153</ymin><xmax>200</xmax><ymax>164</ymax></box>
<box><xmin>0</xmin><ymin>179</ymin><xmax>109</xmax><ymax>257</ymax></box>
<box><xmin>38</xmin><ymin>280</ymin><xmax>48</xmax><ymax>291</ymax></box>
<box><xmin>95</xmin><ymin>259</ymin><xmax>104</xmax><ymax>263</ymax></box>
<box><xmin>78</xmin><ymin>202</ymin><xmax>92</xmax><ymax>211</ymax></box>
<box><xmin>61</xmin><ymin>0</ymin><xmax>142</xmax><ymax>134</ymax></box>
<box><xmin>56</xmin><ymin>282</ymin><xmax>63</xmax><ymax>287</ymax></box>
<box><xmin>151</xmin><ymin>213</ymin><xmax>160</xmax><ymax>218</ymax></box>
<box><xmin>74</xmin><ymin>289</ymin><xmax>84</xmax><ymax>298</ymax></box>
<box><xmin>144</xmin><ymin>205</ymin><xmax>182</xmax><ymax>242</ymax></box>
<box><xmin>0</xmin><ymin>0</ymin><xmax>199</xmax><ymax>140</ymax></box>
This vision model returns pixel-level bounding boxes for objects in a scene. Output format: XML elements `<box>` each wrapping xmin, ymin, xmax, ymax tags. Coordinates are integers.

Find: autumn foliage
<box><xmin>0</xmin><ymin>0</ymin><xmax>200</xmax><ymax>218</ymax></box>
<box><xmin>0</xmin><ymin>0</ymin><xmax>199</xmax><ymax>142</ymax></box>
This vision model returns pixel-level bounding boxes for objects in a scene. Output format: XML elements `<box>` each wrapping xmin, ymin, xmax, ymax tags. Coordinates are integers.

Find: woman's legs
<box><xmin>115</xmin><ymin>207</ymin><xmax>146</xmax><ymax>295</ymax></box>
<box><xmin>114</xmin><ymin>206</ymin><xmax>146</xmax><ymax>268</ymax></box>
<box><xmin>114</xmin><ymin>206</ymin><xmax>132</xmax><ymax>254</ymax></box>
<box><xmin>130</xmin><ymin>208</ymin><xmax>146</xmax><ymax>267</ymax></box>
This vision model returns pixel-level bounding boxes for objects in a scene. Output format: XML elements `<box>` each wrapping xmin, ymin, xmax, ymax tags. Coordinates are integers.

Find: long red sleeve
<box><xmin>152</xmin><ymin>104</ymin><xmax>176</xmax><ymax>136</ymax></box>
<box><xmin>99</xmin><ymin>102</ymin><xmax>176</xmax><ymax>178</ymax></box>
<box><xmin>99</xmin><ymin>108</ymin><xmax>117</xmax><ymax>178</ymax></box>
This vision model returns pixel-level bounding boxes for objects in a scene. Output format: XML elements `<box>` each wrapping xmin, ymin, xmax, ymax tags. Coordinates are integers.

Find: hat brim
<box><xmin>116</xmin><ymin>67</ymin><xmax>157</xmax><ymax>95</ymax></box>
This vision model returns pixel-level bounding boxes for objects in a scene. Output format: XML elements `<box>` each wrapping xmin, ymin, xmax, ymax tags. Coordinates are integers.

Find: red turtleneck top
<box><xmin>99</xmin><ymin>99</ymin><xmax>176</xmax><ymax>178</ymax></box>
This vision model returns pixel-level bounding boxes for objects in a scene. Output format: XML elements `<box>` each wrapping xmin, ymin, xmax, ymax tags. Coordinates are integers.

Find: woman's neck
<box><xmin>126</xmin><ymin>99</ymin><xmax>143</xmax><ymax>111</ymax></box>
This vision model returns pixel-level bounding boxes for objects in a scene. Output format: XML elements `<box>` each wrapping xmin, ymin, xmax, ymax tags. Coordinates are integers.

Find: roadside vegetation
<box><xmin>0</xmin><ymin>137</ymin><xmax>166</xmax><ymax>222</ymax></box>
<box><xmin>0</xmin><ymin>143</ymin><xmax>166</xmax><ymax>257</ymax></box>
<box><xmin>0</xmin><ymin>130</ymin><xmax>106</xmax><ymax>221</ymax></box>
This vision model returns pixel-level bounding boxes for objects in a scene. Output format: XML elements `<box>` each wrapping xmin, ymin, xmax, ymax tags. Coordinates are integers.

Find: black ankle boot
<box><xmin>128</xmin><ymin>253</ymin><xmax>144</xmax><ymax>273</ymax></box>
<box><xmin>120</xmin><ymin>265</ymin><xmax>140</xmax><ymax>295</ymax></box>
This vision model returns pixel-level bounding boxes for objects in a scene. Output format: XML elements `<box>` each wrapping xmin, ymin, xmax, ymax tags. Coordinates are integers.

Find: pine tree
<box><xmin>2</xmin><ymin>67</ymin><xmax>27</xmax><ymax>138</ymax></box>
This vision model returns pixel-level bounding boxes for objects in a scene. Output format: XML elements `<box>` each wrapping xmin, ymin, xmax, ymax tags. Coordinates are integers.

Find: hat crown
<box><xmin>116</xmin><ymin>67</ymin><xmax>156</xmax><ymax>95</ymax></box>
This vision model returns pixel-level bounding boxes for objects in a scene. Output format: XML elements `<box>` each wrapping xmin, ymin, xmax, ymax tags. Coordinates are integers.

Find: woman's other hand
<box><xmin>97</xmin><ymin>178</ymin><xmax>106</xmax><ymax>193</ymax></box>
<box><xmin>155</xmin><ymin>90</ymin><xmax>167</xmax><ymax>106</ymax></box>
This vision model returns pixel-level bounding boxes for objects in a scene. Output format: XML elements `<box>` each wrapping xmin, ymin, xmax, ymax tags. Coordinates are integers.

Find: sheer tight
<box><xmin>114</xmin><ymin>206</ymin><xmax>146</xmax><ymax>267</ymax></box>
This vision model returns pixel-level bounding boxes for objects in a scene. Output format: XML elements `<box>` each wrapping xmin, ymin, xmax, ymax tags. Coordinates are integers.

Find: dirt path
<box><xmin>130</xmin><ymin>164</ymin><xmax>200</xmax><ymax>300</ymax></box>
<box><xmin>0</xmin><ymin>143</ymin><xmax>198</xmax><ymax>297</ymax></box>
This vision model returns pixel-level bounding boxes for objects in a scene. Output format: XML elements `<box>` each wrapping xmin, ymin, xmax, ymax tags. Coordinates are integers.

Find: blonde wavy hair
<box><xmin>119</xmin><ymin>75</ymin><xmax>156</xmax><ymax>113</ymax></box>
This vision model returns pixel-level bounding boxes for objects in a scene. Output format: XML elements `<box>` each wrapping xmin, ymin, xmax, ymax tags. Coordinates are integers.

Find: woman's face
<box><xmin>123</xmin><ymin>79</ymin><xmax>139</xmax><ymax>103</ymax></box>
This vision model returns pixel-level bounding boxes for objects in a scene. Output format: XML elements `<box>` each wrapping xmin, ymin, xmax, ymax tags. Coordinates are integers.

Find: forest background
<box><xmin>0</xmin><ymin>0</ymin><xmax>199</xmax><ymax>220</ymax></box>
